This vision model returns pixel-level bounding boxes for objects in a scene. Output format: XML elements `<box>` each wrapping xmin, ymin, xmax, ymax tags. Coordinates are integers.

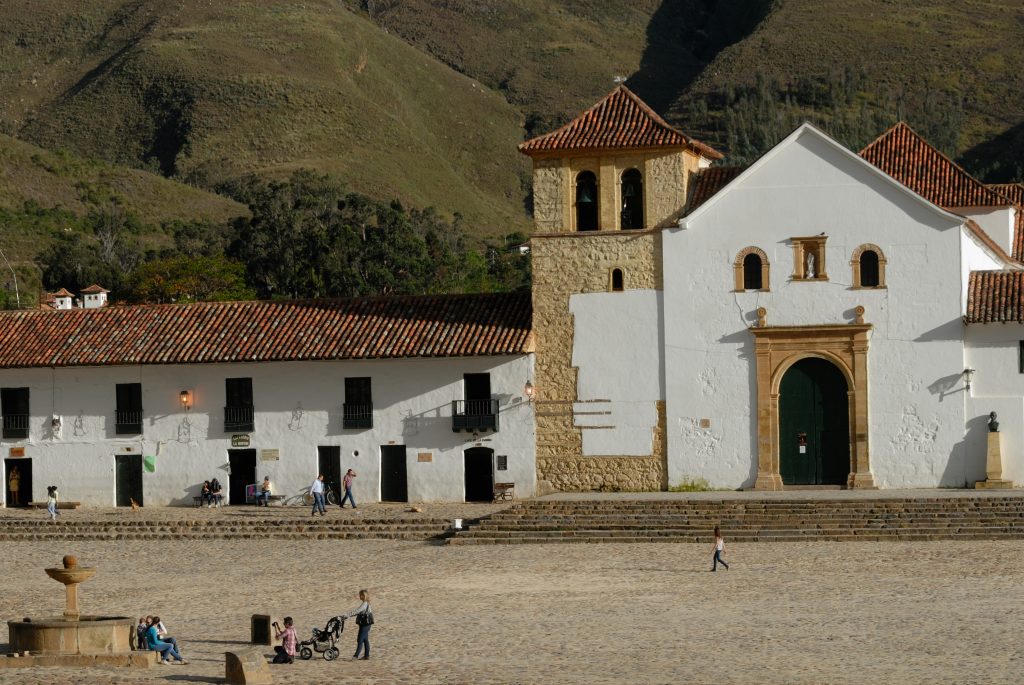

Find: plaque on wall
<box><xmin>260</xmin><ymin>449</ymin><xmax>280</xmax><ymax>461</ymax></box>
<box><xmin>231</xmin><ymin>435</ymin><xmax>251</xmax><ymax>447</ymax></box>
<box><xmin>8</xmin><ymin>447</ymin><xmax>25</xmax><ymax>457</ymax></box>
<box><xmin>417</xmin><ymin>452</ymin><xmax>433</xmax><ymax>463</ymax></box>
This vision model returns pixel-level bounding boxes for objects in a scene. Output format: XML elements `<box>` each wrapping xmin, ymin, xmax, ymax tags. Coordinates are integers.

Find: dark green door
<box><xmin>779</xmin><ymin>358</ymin><xmax>849</xmax><ymax>486</ymax></box>
<box><xmin>115</xmin><ymin>454</ymin><xmax>143</xmax><ymax>506</ymax></box>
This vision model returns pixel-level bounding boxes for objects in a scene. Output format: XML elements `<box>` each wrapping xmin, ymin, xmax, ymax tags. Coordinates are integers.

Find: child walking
<box><xmin>46</xmin><ymin>485</ymin><xmax>60</xmax><ymax>521</ymax></box>
<box><xmin>711</xmin><ymin>525</ymin><xmax>729</xmax><ymax>571</ymax></box>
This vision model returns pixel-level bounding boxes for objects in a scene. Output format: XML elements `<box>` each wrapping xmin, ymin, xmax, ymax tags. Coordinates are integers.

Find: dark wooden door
<box><xmin>779</xmin><ymin>358</ymin><xmax>849</xmax><ymax>486</ymax></box>
<box><xmin>318</xmin><ymin>446</ymin><xmax>342</xmax><ymax>498</ymax></box>
<box><xmin>4</xmin><ymin>458</ymin><xmax>31</xmax><ymax>507</ymax></box>
<box><xmin>464</xmin><ymin>447</ymin><xmax>494</xmax><ymax>502</ymax></box>
<box><xmin>380</xmin><ymin>445</ymin><xmax>408</xmax><ymax>502</ymax></box>
<box><xmin>115</xmin><ymin>454</ymin><xmax>143</xmax><ymax>507</ymax></box>
<box><xmin>228</xmin><ymin>449</ymin><xmax>257</xmax><ymax>505</ymax></box>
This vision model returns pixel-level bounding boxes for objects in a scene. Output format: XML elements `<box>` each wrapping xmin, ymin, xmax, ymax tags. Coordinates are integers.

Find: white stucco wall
<box><xmin>959</xmin><ymin>229</ymin><xmax>1006</xmax><ymax>312</ymax></box>
<box><xmin>664</xmin><ymin>127</ymin><xmax>976</xmax><ymax>489</ymax></box>
<box><xmin>965</xmin><ymin>324</ymin><xmax>1024</xmax><ymax>484</ymax></box>
<box><xmin>569</xmin><ymin>290</ymin><xmax>664</xmax><ymax>456</ymax></box>
<box><xmin>0</xmin><ymin>355</ymin><xmax>535</xmax><ymax>506</ymax></box>
<box><xmin>956</xmin><ymin>206</ymin><xmax>1016</xmax><ymax>258</ymax></box>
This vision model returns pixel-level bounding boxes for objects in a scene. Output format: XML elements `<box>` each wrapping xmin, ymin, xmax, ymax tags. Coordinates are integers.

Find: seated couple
<box><xmin>136</xmin><ymin>615</ymin><xmax>188</xmax><ymax>665</ymax></box>
<box><xmin>200</xmin><ymin>479</ymin><xmax>224</xmax><ymax>508</ymax></box>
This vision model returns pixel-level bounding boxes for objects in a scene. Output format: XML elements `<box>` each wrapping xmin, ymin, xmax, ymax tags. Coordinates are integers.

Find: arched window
<box><xmin>733</xmin><ymin>247</ymin><xmax>770</xmax><ymax>292</ymax></box>
<box><xmin>851</xmin><ymin>244</ymin><xmax>886</xmax><ymax>288</ymax></box>
<box><xmin>620</xmin><ymin>169</ymin><xmax>644</xmax><ymax>230</ymax></box>
<box><xmin>743</xmin><ymin>253</ymin><xmax>763</xmax><ymax>290</ymax></box>
<box><xmin>610</xmin><ymin>268</ymin><xmax>624</xmax><ymax>292</ymax></box>
<box><xmin>575</xmin><ymin>171</ymin><xmax>598</xmax><ymax>231</ymax></box>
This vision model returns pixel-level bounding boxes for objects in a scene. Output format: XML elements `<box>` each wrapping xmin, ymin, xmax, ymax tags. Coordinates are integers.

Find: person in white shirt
<box><xmin>711</xmin><ymin>525</ymin><xmax>729</xmax><ymax>571</ymax></box>
<box><xmin>310</xmin><ymin>475</ymin><xmax>326</xmax><ymax>517</ymax></box>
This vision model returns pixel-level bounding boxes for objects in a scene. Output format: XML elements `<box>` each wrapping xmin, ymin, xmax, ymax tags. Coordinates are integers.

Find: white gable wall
<box><xmin>956</xmin><ymin>206</ymin><xmax>1016</xmax><ymax>257</ymax></box>
<box><xmin>664</xmin><ymin>128</ymin><xmax>977</xmax><ymax>488</ymax></box>
<box><xmin>964</xmin><ymin>324</ymin><xmax>1024</xmax><ymax>484</ymax></box>
<box><xmin>0</xmin><ymin>355</ymin><xmax>535</xmax><ymax>506</ymax></box>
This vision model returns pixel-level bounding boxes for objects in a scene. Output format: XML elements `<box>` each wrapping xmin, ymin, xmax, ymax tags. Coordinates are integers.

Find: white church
<box><xmin>2</xmin><ymin>86</ymin><xmax>1023</xmax><ymax>506</ymax></box>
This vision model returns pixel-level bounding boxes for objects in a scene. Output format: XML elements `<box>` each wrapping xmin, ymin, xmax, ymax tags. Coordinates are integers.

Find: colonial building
<box><xmin>522</xmin><ymin>85</ymin><xmax>1024</xmax><ymax>492</ymax></box>
<box><xmin>0</xmin><ymin>294</ymin><xmax>535</xmax><ymax>506</ymax></box>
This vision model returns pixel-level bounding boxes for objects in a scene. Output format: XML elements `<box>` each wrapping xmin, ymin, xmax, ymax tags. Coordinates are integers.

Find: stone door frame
<box><xmin>751</xmin><ymin>322</ymin><xmax>875</xmax><ymax>490</ymax></box>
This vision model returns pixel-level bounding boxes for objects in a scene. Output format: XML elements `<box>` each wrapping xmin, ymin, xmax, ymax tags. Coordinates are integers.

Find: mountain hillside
<box><xmin>0</xmin><ymin>0</ymin><xmax>529</xmax><ymax>233</ymax></box>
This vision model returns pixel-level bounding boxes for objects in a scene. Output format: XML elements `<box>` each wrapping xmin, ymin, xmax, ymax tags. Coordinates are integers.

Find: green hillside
<box><xmin>0</xmin><ymin>1</ymin><xmax>530</xmax><ymax>233</ymax></box>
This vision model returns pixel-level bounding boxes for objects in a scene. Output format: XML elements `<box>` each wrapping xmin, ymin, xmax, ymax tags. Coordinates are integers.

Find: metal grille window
<box><xmin>225</xmin><ymin>378</ymin><xmax>255</xmax><ymax>432</ymax></box>
<box><xmin>115</xmin><ymin>383</ymin><xmax>143</xmax><ymax>435</ymax></box>
<box><xmin>0</xmin><ymin>387</ymin><xmax>29</xmax><ymax>439</ymax></box>
<box><xmin>343</xmin><ymin>377</ymin><xmax>373</xmax><ymax>429</ymax></box>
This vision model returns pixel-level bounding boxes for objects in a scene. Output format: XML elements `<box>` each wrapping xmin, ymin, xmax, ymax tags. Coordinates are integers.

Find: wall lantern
<box><xmin>524</xmin><ymin>381</ymin><xmax>535</xmax><ymax>401</ymax></box>
<box><xmin>180</xmin><ymin>390</ymin><xmax>192</xmax><ymax>410</ymax></box>
<box><xmin>963</xmin><ymin>368</ymin><xmax>976</xmax><ymax>392</ymax></box>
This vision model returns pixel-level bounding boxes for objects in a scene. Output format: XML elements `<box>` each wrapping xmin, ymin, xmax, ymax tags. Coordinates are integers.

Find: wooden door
<box><xmin>228</xmin><ymin>449</ymin><xmax>257</xmax><ymax>504</ymax></box>
<box><xmin>464</xmin><ymin>447</ymin><xmax>494</xmax><ymax>502</ymax></box>
<box><xmin>115</xmin><ymin>454</ymin><xmax>143</xmax><ymax>507</ymax></box>
<box><xmin>380</xmin><ymin>445</ymin><xmax>408</xmax><ymax>502</ymax></box>
<box><xmin>779</xmin><ymin>358</ymin><xmax>849</xmax><ymax>486</ymax></box>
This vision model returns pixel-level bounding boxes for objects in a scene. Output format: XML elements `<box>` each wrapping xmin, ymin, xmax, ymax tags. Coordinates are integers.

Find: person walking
<box><xmin>46</xmin><ymin>485</ymin><xmax>60</xmax><ymax>521</ymax></box>
<box><xmin>711</xmin><ymin>525</ymin><xmax>729</xmax><ymax>571</ymax></box>
<box><xmin>7</xmin><ymin>465</ymin><xmax>20</xmax><ymax>506</ymax></box>
<box><xmin>339</xmin><ymin>469</ymin><xmax>357</xmax><ymax>509</ymax></box>
<box><xmin>310</xmin><ymin>474</ymin><xmax>327</xmax><ymax>517</ymax></box>
<box><xmin>257</xmin><ymin>476</ymin><xmax>272</xmax><ymax>507</ymax></box>
<box><xmin>343</xmin><ymin>589</ymin><xmax>373</xmax><ymax>660</ymax></box>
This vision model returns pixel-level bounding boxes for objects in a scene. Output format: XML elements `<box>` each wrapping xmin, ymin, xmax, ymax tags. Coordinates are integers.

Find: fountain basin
<box><xmin>44</xmin><ymin>567</ymin><xmax>97</xmax><ymax>585</ymax></box>
<box><xmin>7</xmin><ymin>616</ymin><xmax>133</xmax><ymax>656</ymax></box>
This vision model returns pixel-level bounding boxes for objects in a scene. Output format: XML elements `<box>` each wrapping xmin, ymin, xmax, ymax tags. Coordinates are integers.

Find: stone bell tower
<box><xmin>519</xmin><ymin>85</ymin><xmax>722</xmax><ymax>492</ymax></box>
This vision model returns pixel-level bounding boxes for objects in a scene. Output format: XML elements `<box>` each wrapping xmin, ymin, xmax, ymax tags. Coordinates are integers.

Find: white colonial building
<box><xmin>0</xmin><ymin>294</ymin><xmax>535</xmax><ymax>506</ymax></box>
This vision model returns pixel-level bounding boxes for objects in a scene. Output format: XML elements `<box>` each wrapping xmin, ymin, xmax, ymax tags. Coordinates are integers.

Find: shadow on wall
<box><xmin>914</xmin><ymin>318</ymin><xmax>965</xmax><ymax>343</ymax></box>
<box><xmin>718</xmin><ymin>319</ymin><xmax>759</xmax><ymax>488</ymax></box>
<box><xmin>626</xmin><ymin>0</ymin><xmax>773</xmax><ymax>114</ymax></box>
<box><xmin>944</xmin><ymin>413</ymin><xmax>989</xmax><ymax>487</ymax></box>
<box><xmin>927</xmin><ymin>373</ymin><xmax>965</xmax><ymax>402</ymax></box>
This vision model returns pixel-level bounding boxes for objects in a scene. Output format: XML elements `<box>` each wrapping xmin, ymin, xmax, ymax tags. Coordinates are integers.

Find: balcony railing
<box><xmin>2</xmin><ymin>414</ymin><xmax>28</xmax><ymax>439</ymax></box>
<box><xmin>115</xmin><ymin>410</ymin><xmax>143</xmax><ymax>435</ymax></box>
<box><xmin>451</xmin><ymin>399</ymin><xmax>499</xmax><ymax>433</ymax></box>
<box><xmin>343</xmin><ymin>403</ymin><xmax>373</xmax><ymax>429</ymax></box>
<box><xmin>224</xmin><ymin>405</ymin><xmax>255</xmax><ymax>433</ymax></box>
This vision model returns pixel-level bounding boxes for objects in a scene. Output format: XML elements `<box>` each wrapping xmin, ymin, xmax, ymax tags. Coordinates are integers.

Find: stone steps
<box><xmin>446</xmin><ymin>497</ymin><xmax>1024</xmax><ymax>545</ymax></box>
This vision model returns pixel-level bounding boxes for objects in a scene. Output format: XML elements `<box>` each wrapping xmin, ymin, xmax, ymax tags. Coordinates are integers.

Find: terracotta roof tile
<box><xmin>0</xmin><ymin>292</ymin><xmax>533</xmax><ymax>369</ymax></box>
<box><xmin>687</xmin><ymin>166</ymin><xmax>746</xmax><ymax>213</ymax></box>
<box><xmin>989</xmin><ymin>183</ymin><xmax>1024</xmax><ymax>205</ymax></box>
<box><xmin>80</xmin><ymin>284</ymin><xmax>109</xmax><ymax>294</ymax></box>
<box><xmin>966</xmin><ymin>270</ymin><xmax>1024</xmax><ymax>323</ymax></box>
<box><xmin>859</xmin><ymin>123</ymin><xmax>1010</xmax><ymax>208</ymax></box>
<box><xmin>519</xmin><ymin>85</ymin><xmax>723</xmax><ymax>159</ymax></box>
<box><xmin>51</xmin><ymin>288</ymin><xmax>74</xmax><ymax>298</ymax></box>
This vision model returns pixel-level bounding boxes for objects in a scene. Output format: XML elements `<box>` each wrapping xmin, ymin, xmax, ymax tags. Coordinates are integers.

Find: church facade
<box><xmin>522</xmin><ymin>85</ymin><xmax>1024</xmax><ymax>492</ymax></box>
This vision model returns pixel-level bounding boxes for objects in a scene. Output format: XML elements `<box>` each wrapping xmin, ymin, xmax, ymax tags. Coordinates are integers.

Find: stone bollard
<box><xmin>225</xmin><ymin>649</ymin><xmax>273</xmax><ymax>685</ymax></box>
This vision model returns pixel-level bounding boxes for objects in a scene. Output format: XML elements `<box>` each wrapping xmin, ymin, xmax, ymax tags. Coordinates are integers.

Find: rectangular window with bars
<box><xmin>115</xmin><ymin>383</ymin><xmax>143</xmax><ymax>435</ymax></box>
<box><xmin>0</xmin><ymin>387</ymin><xmax>29</xmax><ymax>439</ymax></box>
<box><xmin>343</xmin><ymin>377</ymin><xmax>373</xmax><ymax>429</ymax></box>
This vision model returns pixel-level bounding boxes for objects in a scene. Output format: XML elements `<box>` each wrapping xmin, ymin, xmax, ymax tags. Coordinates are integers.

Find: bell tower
<box><xmin>520</xmin><ymin>86</ymin><xmax>722</xmax><ymax>492</ymax></box>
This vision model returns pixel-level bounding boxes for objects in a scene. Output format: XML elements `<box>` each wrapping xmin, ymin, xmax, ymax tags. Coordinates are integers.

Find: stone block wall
<box><xmin>531</xmin><ymin>230</ymin><xmax>667</xmax><ymax>492</ymax></box>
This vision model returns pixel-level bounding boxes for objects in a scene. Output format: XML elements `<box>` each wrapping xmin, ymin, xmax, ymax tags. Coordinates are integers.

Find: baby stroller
<box><xmin>298</xmin><ymin>615</ymin><xmax>345</xmax><ymax>661</ymax></box>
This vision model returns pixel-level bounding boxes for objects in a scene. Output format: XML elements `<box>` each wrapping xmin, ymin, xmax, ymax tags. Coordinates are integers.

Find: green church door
<box><xmin>779</xmin><ymin>358</ymin><xmax>850</xmax><ymax>486</ymax></box>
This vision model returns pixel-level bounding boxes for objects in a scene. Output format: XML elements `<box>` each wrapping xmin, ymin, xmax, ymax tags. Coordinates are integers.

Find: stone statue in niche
<box><xmin>989</xmin><ymin>411</ymin><xmax>999</xmax><ymax>433</ymax></box>
<box><xmin>805</xmin><ymin>251</ymin><xmax>816</xmax><ymax>279</ymax></box>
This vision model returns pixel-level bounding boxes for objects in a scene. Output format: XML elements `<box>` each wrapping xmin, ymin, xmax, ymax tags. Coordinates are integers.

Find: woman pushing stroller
<box><xmin>342</xmin><ymin>589</ymin><xmax>373</xmax><ymax>660</ymax></box>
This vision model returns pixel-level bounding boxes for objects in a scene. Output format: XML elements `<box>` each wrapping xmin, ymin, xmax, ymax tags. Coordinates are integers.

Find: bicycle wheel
<box><xmin>326</xmin><ymin>490</ymin><xmax>338</xmax><ymax>506</ymax></box>
<box><xmin>301</xmin><ymin>492</ymin><xmax>314</xmax><ymax>506</ymax></box>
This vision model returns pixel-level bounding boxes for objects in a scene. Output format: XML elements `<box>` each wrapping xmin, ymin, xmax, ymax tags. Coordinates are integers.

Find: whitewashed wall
<box><xmin>965</xmin><ymin>324</ymin><xmax>1024</xmax><ymax>484</ymax></box>
<box><xmin>0</xmin><ymin>355</ymin><xmax>535</xmax><ymax>506</ymax></box>
<box><xmin>664</xmin><ymin>127</ymin><xmax>980</xmax><ymax>488</ymax></box>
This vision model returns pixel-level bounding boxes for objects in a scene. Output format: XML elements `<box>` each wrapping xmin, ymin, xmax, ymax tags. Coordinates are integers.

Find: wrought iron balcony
<box><xmin>224</xmin><ymin>405</ymin><xmax>255</xmax><ymax>433</ymax></box>
<box><xmin>451</xmin><ymin>399</ymin><xmax>499</xmax><ymax>433</ymax></box>
<box><xmin>2</xmin><ymin>414</ymin><xmax>28</xmax><ymax>439</ymax></box>
<box><xmin>115</xmin><ymin>410</ymin><xmax>143</xmax><ymax>435</ymax></box>
<box><xmin>343</xmin><ymin>403</ymin><xmax>373</xmax><ymax>429</ymax></box>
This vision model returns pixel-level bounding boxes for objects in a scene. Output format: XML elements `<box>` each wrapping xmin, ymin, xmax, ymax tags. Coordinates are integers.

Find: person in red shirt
<box><xmin>340</xmin><ymin>469</ymin><xmax>357</xmax><ymax>509</ymax></box>
<box><xmin>272</xmin><ymin>617</ymin><xmax>297</xmax><ymax>664</ymax></box>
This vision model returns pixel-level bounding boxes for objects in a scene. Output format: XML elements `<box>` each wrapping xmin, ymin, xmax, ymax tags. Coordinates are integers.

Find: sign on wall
<box><xmin>260</xmin><ymin>449</ymin><xmax>280</xmax><ymax>461</ymax></box>
<box><xmin>417</xmin><ymin>452</ymin><xmax>433</xmax><ymax>463</ymax></box>
<box><xmin>231</xmin><ymin>435</ymin><xmax>251</xmax><ymax>447</ymax></box>
<box><xmin>8</xmin><ymin>447</ymin><xmax>24</xmax><ymax>457</ymax></box>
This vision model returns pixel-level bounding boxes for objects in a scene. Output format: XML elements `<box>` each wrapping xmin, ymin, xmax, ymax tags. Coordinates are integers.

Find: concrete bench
<box><xmin>28</xmin><ymin>501</ymin><xmax>81</xmax><ymax>509</ymax></box>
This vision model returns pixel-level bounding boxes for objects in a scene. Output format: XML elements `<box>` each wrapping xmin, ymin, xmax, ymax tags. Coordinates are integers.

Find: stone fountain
<box><xmin>3</xmin><ymin>555</ymin><xmax>152</xmax><ymax>668</ymax></box>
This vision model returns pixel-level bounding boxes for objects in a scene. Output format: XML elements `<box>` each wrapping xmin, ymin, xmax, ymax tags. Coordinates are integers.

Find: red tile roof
<box><xmin>687</xmin><ymin>166</ymin><xmax>746</xmax><ymax>212</ymax></box>
<box><xmin>0</xmin><ymin>293</ymin><xmax>533</xmax><ymax>368</ymax></box>
<box><xmin>989</xmin><ymin>183</ymin><xmax>1024</xmax><ymax>205</ymax></box>
<box><xmin>966</xmin><ymin>270</ymin><xmax>1024</xmax><ymax>323</ymax></box>
<box><xmin>519</xmin><ymin>86</ymin><xmax>723</xmax><ymax>159</ymax></box>
<box><xmin>51</xmin><ymin>288</ymin><xmax>74</xmax><ymax>298</ymax></box>
<box><xmin>859</xmin><ymin>123</ymin><xmax>1010</xmax><ymax>208</ymax></box>
<box><xmin>80</xmin><ymin>284</ymin><xmax>109</xmax><ymax>294</ymax></box>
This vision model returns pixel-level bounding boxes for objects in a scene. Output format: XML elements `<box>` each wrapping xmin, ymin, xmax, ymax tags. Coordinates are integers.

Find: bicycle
<box><xmin>301</xmin><ymin>482</ymin><xmax>338</xmax><ymax>506</ymax></box>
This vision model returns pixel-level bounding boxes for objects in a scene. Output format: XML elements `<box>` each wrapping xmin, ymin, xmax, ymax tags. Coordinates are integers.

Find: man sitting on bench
<box><xmin>256</xmin><ymin>476</ymin><xmax>272</xmax><ymax>507</ymax></box>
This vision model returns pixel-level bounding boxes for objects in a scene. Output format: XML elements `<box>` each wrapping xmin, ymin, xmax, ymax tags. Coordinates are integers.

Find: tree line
<box><xmin>31</xmin><ymin>170</ymin><xmax>529</xmax><ymax>306</ymax></box>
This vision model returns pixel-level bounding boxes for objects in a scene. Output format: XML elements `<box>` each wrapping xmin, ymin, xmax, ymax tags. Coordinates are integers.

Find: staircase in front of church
<box><xmin>446</xmin><ymin>496</ymin><xmax>1024</xmax><ymax>544</ymax></box>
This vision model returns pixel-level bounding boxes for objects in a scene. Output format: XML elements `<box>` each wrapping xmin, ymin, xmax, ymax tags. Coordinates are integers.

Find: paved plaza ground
<box><xmin>0</xmin><ymin>531</ymin><xmax>1021</xmax><ymax>684</ymax></box>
